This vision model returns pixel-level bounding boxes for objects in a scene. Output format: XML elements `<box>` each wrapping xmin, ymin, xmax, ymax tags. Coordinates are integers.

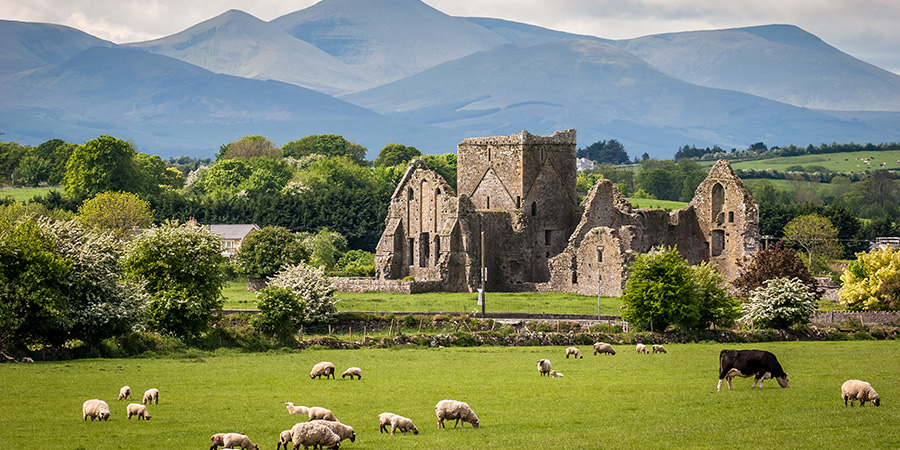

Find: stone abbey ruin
<box><xmin>371</xmin><ymin>129</ymin><xmax>759</xmax><ymax>296</ymax></box>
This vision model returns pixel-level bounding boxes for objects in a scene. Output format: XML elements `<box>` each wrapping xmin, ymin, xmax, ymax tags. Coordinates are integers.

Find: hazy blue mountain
<box><xmin>126</xmin><ymin>9</ymin><xmax>374</xmax><ymax>95</ymax></box>
<box><xmin>345</xmin><ymin>39</ymin><xmax>893</xmax><ymax>157</ymax></box>
<box><xmin>0</xmin><ymin>19</ymin><xmax>113</xmax><ymax>75</ymax></box>
<box><xmin>616</xmin><ymin>25</ymin><xmax>900</xmax><ymax>111</ymax></box>
<box><xmin>270</xmin><ymin>0</ymin><xmax>508</xmax><ymax>84</ymax></box>
<box><xmin>464</xmin><ymin>17</ymin><xmax>611</xmax><ymax>46</ymax></box>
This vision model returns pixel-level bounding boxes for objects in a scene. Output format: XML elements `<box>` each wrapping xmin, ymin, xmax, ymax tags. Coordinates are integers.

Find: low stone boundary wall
<box><xmin>329</xmin><ymin>277</ymin><xmax>443</xmax><ymax>294</ymax></box>
<box><xmin>811</xmin><ymin>310</ymin><xmax>900</xmax><ymax>326</ymax></box>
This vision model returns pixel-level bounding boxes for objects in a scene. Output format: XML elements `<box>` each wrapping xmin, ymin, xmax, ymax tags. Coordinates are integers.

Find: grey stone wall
<box><xmin>330</xmin><ymin>277</ymin><xmax>444</xmax><ymax>294</ymax></box>
<box><xmin>811</xmin><ymin>310</ymin><xmax>900</xmax><ymax>326</ymax></box>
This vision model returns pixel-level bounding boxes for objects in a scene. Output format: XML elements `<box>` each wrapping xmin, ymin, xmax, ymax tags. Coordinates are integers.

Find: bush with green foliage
<box><xmin>252</xmin><ymin>286</ymin><xmax>305</xmax><ymax>338</ymax></box>
<box><xmin>77</xmin><ymin>191</ymin><xmax>153</xmax><ymax>240</ymax></box>
<box><xmin>691</xmin><ymin>262</ymin><xmax>740</xmax><ymax>328</ymax></box>
<box><xmin>740</xmin><ymin>278</ymin><xmax>817</xmax><ymax>329</ymax></box>
<box><xmin>621</xmin><ymin>247</ymin><xmax>700</xmax><ymax>331</ymax></box>
<box><xmin>234</xmin><ymin>226</ymin><xmax>308</xmax><ymax>278</ymax></box>
<box><xmin>332</xmin><ymin>249</ymin><xmax>375</xmax><ymax>276</ymax></box>
<box><xmin>268</xmin><ymin>263</ymin><xmax>337</xmax><ymax>325</ymax></box>
<box><xmin>733</xmin><ymin>242</ymin><xmax>818</xmax><ymax>298</ymax></box>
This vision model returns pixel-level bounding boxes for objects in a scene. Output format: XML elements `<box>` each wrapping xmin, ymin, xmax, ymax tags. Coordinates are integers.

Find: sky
<box><xmin>3</xmin><ymin>0</ymin><xmax>899</xmax><ymax>75</ymax></box>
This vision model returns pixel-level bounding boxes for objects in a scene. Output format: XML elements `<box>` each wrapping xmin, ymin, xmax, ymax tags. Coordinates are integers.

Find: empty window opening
<box><xmin>711</xmin><ymin>230</ymin><xmax>725</xmax><ymax>257</ymax></box>
<box><xmin>407</xmin><ymin>238</ymin><xmax>415</xmax><ymax>266</ymax></box>
<box><xmin>420</xmin><ymin>233</ymin><xmax>430</xmax><ymax>267</ymax></box>
<box><xmin>572</xmin><ymin>272</ymin><xmax>578</xmax><ymax>284</ymax></box>
<box><xmin>488</xmin><ymin>147</ymin><xmax>491</xmax><ymax>162</ymax></box>
<box><xmin>597</xmin><ymin>248</ymin><xmax>603</xmax><ymax>263</ymax></box>
<box><xmin>545</xmin><ymin>230</ymin><xmax>552</xmax><ymax>246</ymax></box>
<box><xmin>407</xmin><ymin>187</ymin><xmax>414</xmax><ymax>200</ymax></box>
<box><xmin>728</xmin><ymin>211</ymin><xmax>734</xmax><ymax>223</ymax></box>
<box><xmin>486</xmin><ymin>196</ymin><xmax>490</xmax><ymax>209</ymax></box>
<box><xmin>531</xmin><ymin>202</ymin><xmax>537</xmax><ymax>217</ymax></box>
<box><xmin>516</xmin><ymin>196</ymin><xmax>521</xmax><ymax>208</ymax></box>
<box><xmin>434</xmin><ymin>235</ymin><xmax>441</xmax><ymax>264</ymax></box>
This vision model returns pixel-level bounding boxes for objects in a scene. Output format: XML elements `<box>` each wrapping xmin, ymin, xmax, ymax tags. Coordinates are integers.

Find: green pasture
<box><xmin>0</xmin><ymin>186</ymin><xmax>58</xmax><ymax>202</ymax></box>
<box><xmin>626</xmin><ymin>197</ymin><xmax>689</xmax><ymax>210</ymax></box>
<box><xmin>3</xmin><ymin>341</ymin><xmax>898</xmax><ymax>449</ymax></box>
<box><xmin>720</xmin><ymin>150</ymin><xmax>900</xmax><ymax>173</ymax></box>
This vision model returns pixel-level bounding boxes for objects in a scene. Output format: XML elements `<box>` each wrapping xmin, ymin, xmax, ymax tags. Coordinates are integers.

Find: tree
<box><xmin>201</xmin><ymin>158</ymin><xmax>252</xmax><ymax>199</ymax></box>
<box><xmin>64</xmin><ymin>135</ymin><xmax>143</xmax><ymax>199</ymax></box>
<box><xmin>740</xmin><ymin>278</ymin><xmax>817</xmax><ymax>329</ymax></box>
<box><xmin>14</xmin><ymin>154</ymin><xmax>52</xmax><ymax>186</ymax></box>
<box><xmin>732</xmin><ymin>242</ymin><xmax>818</xmax><ymax>298</ymax></box>
<box><xmin>621</xmin><ymin>247</ymin><xmax>699</xmax><ymax>331</ymax></box>
<box><xmin>691</xmin><ymin>262</ymin><xmax>740</xmax><ymax>329</ymax></box>
<box><xmin>783</xmin><ymin>213</ymin><xmax>842</xmax><ymax>269</ymax></box>
<box><xmin>267</xmin><ymin>263</ymin><xmax>337</xmax><ymax>325</ymax></box>
<box><xmin>234</xmin><ymin>226</ymin><xmax>308</xmax><ymax>279</ymax></box>
<box><xmin>839</xmin><ymin>246</ymin><xmax>900</xmax><ymax>310</ymax></box>
<box><xmin>301</xmin><ymin>228</ymin><xmax>347</xmax><ymax>271</ymax></box>
<box><xmin>34</xmin><ymin>139</ymin><xmax>76</xmax><ymax>185</ymax></box>
<box><xmin>221</xmin><ymin>135</ymin><xmax>281</xmax><ymax>160</ymax></box>
<box><xmin>77</xmin><ymin>191</ymin><xmax>153</xmax><ymax>240</ymax></box>
<box><xmin>252</xmin><ymin>286</ymin><xmax>305</xmax><ymax>338</ymax></box>
<box><xmin>0</xmin><ymin>141</ymin><xmax>29</xmax><ymax>185</ymax></box>
<box><xmin>122</xmin><ymin>221</ymin><xmax>227</xmax><ymax>337</ymax></box>
<box><xmin>282</xmin><ymin>134</ymin><xmax>368</xmax><ymax>165</ymax></box>
<box><xmin>576</xmin><ymin>139</ymin><xmax>629</xmax><ymax>165</ymax></box>
<box><xmin>374</xmin><ymin>143</ymin><xmax>421</xmax><ymax>168</ymax></box>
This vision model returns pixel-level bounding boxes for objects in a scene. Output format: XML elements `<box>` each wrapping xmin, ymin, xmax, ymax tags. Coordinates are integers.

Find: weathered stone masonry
<box><xmin>373</xmin><ymin>130</ymin><xmax>759</xmax><ymax>296</ymax></box>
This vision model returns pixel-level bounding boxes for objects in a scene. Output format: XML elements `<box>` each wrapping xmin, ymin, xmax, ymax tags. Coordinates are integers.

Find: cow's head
<box><xmin>776</xmin><ymin>373</ymin><xmax>789</xmax><ymax>388</ymax></box>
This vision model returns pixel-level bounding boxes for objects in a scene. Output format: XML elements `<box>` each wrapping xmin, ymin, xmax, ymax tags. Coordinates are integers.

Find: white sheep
<box><xmin>82</xmin><ymin>399</ymin><xmax>110</xmax><ymax>421</ymax></box>
<box><xmin>290</xmin><ymin>421</ymin><xmax>342</xmax><ymax>450</ymax></box>
<box><xmin>341</xmin><ymin>367</ymin><xmax>362</xmax><ymax>380</ymax></box>
<box><xmin>390</xmin><ymin>415</ymin><xmax>419</xmax><ymax>436</ymax></box>
<box><xmin>126</xmin><ymin>403</ymin><xmax>151</xmax><ymax>420</ymax></box>
<box><xmin>223</xmin><ymin>433</ymin><xmax>259</xmax><ymax>450</ymax></box>
<box><xmin>841</xmin><ymin>380</ymin><xmax>881</xmax><ymax>407</ymax></box>
<box><xmin>550</xmin><ymin>370</ymin><xmax>564</xmax><ymax>378</ymax></box>
<box><xmin>21</xmin><ymin>357</ymin><xmax>34</xmax><ymax>363</ymax></box>
<box><xmin>435</xmin><ymin>399</ymin><xmax>479</xmax><ymax>429</ymax></box>
<box><xmin>308</xmin><ymin>406</ymin><xmax>339</xmax><ymax>422</ymax></box>
<box><xmin>117</xmin><ymin>385</ymin><xmax>132</xmax><ymax>401</ymax></box>
<box><xmin>310</xmin><ymin>361</ymin><xmax>336</xmax><ymax>379</ymax></box>
<box><xmin>636</xmin><ymin>343</ymin><xmax>649</xmax><ymax>354</ymax></box>
<box><xmin>565</xmin><ymin>347</ymin><xmax>583</xmax><ymax>359</ymax></box>
<box><xmin>277</xmin><ymin>429</ymin><xmax>293</xmax><ymax>450</ymax></box>
<box><xmin>593</xmin><ymin>342</ymin><xmax>616</xmax><ymax>355</ymax></box>
<box><xmin>652</xmin><ymin>344</ymin><xmax>667</xmax><ymax>354</ymax></box>
<box><xmin>378</xmin><ymin>412</ymin><xmax>397</xmax><ymax>433</ymax></box>
<box><xmin>310</xmin><ymin>419</ymin><xmax>356</xmax><ymax>443</ymax></box>
<box><xmin>285</xmin><ymin>402</ymin><xmax>309</xmax><ymax>415</ymax></box>
<box><xmin>538</xmin><ymin>359</ymin><xmax>552</xmax><ymax>377</ymax></box>
<box><xmin>210</xmin><ymin>433</ymin><xmax>246</xmax><ymax>450</ymax></box>
<box><xmin>142</xmin><ymin>388</ymin><xmax>159</xmax><ymax>405</ymax></box>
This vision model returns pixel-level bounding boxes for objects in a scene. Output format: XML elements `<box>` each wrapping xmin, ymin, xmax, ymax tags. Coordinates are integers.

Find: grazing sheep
<box><xmin>841</xmin><ymin>380</ymin><xmax>881</xmax><ymax>407</ymax></box>
<box><xmin>222</xmin><ymin>433</ymin><xmax>259</xmax><ymax>450</ymax></box>
<box><xmin>593</xmin><ymin>342</ymin><xmax>616</xmax><ymax>355</ymax></box>
<box><xmin>21</xmin><ymin>357</ymin><xmax>34</xmax><ymax>363</ymax></box>
<box><xmin>309</xmin><ymin>406</ymin><xmax>339</xmax><ymax>422</ymax></box>
<box><xmin>82</xmin><ymin>399</ymin><xmax>110</xmax><ymax>421</ymax></box>
<box><xmin>277</xmin><ymin>429</ymin><xmax>293</xmax><ymax>450</ymax></box>
<box><xmin>126</xmin><ymin>403</ymin><xmax>151</xmax><ymax>420</ymax></box>
<box><xmin>285</xmin><ymin>402</ymin><xmax>309</xmax><ymax>415</ymax></box>
<box><xmin>378</xmin><ymin>412</ymin><xmax>398</xmax><ymax>433</ymax></box>
<box><xmin>210</xmin><ymin>433</ymin><xmax>247</xmax><ymax>450</ymax></box>
<box><xmin>341</xmin><ymin>367</ymin><xmax>362</xmax><ymax>380</ymax></box>
<box><xmin>538</xmin><ymin>359</ymin><xmax>552</xmax><ymax>377</ymax></box>
<box><xmin>390</xmin><ymin>415</ymin><xmax>419</xmax><ymax>436</ymax></box>
<box><xmin>550</xmin><ymin>370</ymin><xmax>564</xmax><ymax>378</ymax></box>
<box><xmin>291</xmin><ymin>421</ymin><xmax>342</xmax><ymax>450</ymax></box>
<box><xmin>310</xmin><ymin>361</ymin><xmax>336</xmax><ymax>379</ymax></box>
<box><xmin>636</xmin><ymin>343</ymin><xmax>649</xmax><ymax>354</ymax></box>
<box><xmin>652</xmin><ymin>344</ymin><xmax>667</xmax><ymax>354</ymax></box>
<box><xmin>310</xmin><ymin>419</ymin><xmax>356</xmax><ymax>443</ymax></box>
<box><xmin>142</xmin><ymin>388</ymin><xmax>159</xmax><ymax>405</ymax></box>
<box><xmin>117</xmin><ymin>385</ymin><xmax>132</xmax><ymax>401</ymax></box>
<box><xmin>565</xmin><ymin>347</ymin><xmax>583</xmax><ymax>359</ymax></box>
<box><xmin>435</xmin><ymin>399</ymin><xmax>479</xmax><ymax>429</ymax></box>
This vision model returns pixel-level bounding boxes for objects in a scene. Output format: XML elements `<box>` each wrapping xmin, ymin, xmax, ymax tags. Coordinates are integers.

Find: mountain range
<box><xmin>2</xmin><ymin>0</ymin><xmax>900</xmax><ymax>159</ymax></box>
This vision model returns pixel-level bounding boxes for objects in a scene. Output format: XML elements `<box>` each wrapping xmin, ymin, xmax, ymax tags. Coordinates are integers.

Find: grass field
<box><xmin>713</xmin><ymin>150</ymin><xmax>900</xmax><ymax>173</ymax></box>
<box><xmin>0</xmin><ymin>186</ymin><xmax>59</xmax><ymax>202</ymax></box>
<box><xmin>2</xmin><ymin>341</ymin><xmax>898</xmax><ymax>449</ymax></box>
<box><xmin>626</xmin><ymin>197</ymin><xmax>689</xmax><ymax>210</ymax></box>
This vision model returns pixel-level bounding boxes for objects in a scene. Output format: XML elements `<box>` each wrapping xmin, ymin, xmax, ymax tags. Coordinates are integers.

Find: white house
<box><xmin>206</xmin><ymin>224</ymin><xmax>260</xmax><ymax>257</ymax></box>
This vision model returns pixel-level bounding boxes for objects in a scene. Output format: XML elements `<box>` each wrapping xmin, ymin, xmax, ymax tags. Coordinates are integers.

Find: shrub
<box><xmin>740</xmin><ymin>278</ymin><xmax>817</xmax><ymax>329</ymax></box>
<box><xmin>252</xmin><ymin>286</ymin><xmax>305</xmax><ymax>338</ymax></box>
<box><xmin>268</xmin><ymin>263</ymin><xmax>338</xmax><ymax>325</ymax></box>
<box><xmin>840</xmin><ymin>246</ymin><xmax>900</xmax><ymax>310</ymax></box>
<box><xmin>733</xmin><ymin>242</ymin><xmax>818</xmax><ymax>297</ymax></box>
<box><xmin>621</xmin><ymin>247</ymin><xmax>699</xmax><ymax>331</ymax></box>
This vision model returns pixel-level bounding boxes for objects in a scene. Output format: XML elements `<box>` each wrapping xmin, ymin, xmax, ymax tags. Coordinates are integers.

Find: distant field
<box><xmin>626</xmin><ymin>197</ymin><xmax>689</xmax><ymax>210</ymax></box>
<box><xmin>706</xmin><ymin>150</ymin><xmax>900</xmax><ymax>173</ymax></box>
<box><xmin>0</xmin><ymin>186</ymin><xmax>58</xmax><ymax>202</ymax></box>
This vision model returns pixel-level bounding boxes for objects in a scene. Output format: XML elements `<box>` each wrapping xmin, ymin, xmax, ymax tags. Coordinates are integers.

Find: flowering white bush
<box><xmin>268</xmin><ymin>263</ymin><xmax>337</xmax><ymax>324</ymax></box>
<box><xmin>740</xmin><ymin>277</ymin><xmax>817</xmax><ymax>329</ymax></box>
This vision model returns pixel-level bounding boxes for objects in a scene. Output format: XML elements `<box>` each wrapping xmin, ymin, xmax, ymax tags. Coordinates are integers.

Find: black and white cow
<box><xmin>717</xmin><ymin>349</ymin><xmax>789</xmax><ymax>391</ymax></box>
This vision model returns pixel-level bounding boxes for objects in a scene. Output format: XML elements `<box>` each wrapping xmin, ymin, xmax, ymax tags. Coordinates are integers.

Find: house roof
<box><xmin>206</xmin><ymin>224</ymin><xmax>260</xmax><ymax>240</ymax></box>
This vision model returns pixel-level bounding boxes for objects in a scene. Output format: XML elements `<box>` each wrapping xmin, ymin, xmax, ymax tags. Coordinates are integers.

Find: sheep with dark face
<box><xmin>341</xmin><ymin>367</ymin><xmax>362</xmax><ymax>379</ymax></box>
<box><xmin>126</xmin><ymin>403</ymin><xmax>151</xmax><ymax>420</ymax></box>
<box><xmin>435</xmin><ymin>399</ymin><xmax>479</xmax><ymax>429</ymax></box>
<box><xmin>142</xmin><ymin>388</ymin><xmax>159</xmax><ymax>405</ymax></box>
<box><xmin>390</xmin><ymin>415</ymin><xmax>419</xmax><ymax>436</ymax></box>
<box><xmin>538</xmin><ymin>359</ymin><xmax>552</xmax><ymax>377</ymax></box>
<box><xmin>82</xmin><ymin>399</ymin><xmax>110</xmax><ymax>421</ymax></box>
<box><xmin>636</xmin><ymin>344</ymin><xmax>649</xmax><ymax>354</ymax></box>
<box><xmin>652</xmin><ymin>345</ymin><xmax>667</xmax><ymax>354</ymax></box>
<box><xmin>310</xmin><ymin>361</ymin><xmax>336</xmax><ymax>379</ymax></box>
<box><xmin>565</xmin><ymin>347</ymin><xmax>583</xmax><ymax>359</ymax></box>
<box><xmin>841</xmin><ymin>380</ymin><xmax>880</xmax><ymax>407</ymax></box>
<box><xmin>117</xmin><ymin>385</ymin><xmax>132</xmax><ymax>401</ymax></box>
<box><xmin>593</xmin><ymin>342</ymin><xmax>615</xmax><ymax>355</ymax></box>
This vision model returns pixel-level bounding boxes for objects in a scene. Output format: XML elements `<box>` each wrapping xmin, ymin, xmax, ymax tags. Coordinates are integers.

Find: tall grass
<box><xmin>2</xmin><ymin>342</ymin><xmax>898</xmax><ymax>449</ymax></box>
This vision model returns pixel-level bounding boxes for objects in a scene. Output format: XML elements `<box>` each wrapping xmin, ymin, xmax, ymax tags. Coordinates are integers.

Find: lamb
<box><xmin>310</xmin><ymin>361</ymin><xmax>336</xmax><ymax>379</ymax></box>
<box><xmin>277</xmin><ymin>430</ymin><xmax>293</xmax><ymax>450</ymax></box>
<box><xmin>565</xmin><ymin>347</ymin><xmax>583</xmax><ymax>359</ymax></box>
<box><xmin>550</xmin><ymin>370</ymin><xmax>564</xmax><ymax>378</ymax></box>
<box><xmin>841</xmin><ymin>380</ymin><xmax>881</xmax><ymax>407</ymax></box>
<box><xmin>222</xmin><ymin>433</ymin><xmax>259</xmax><ymax>450</ymax></box>
<box><xmin>291</xmin><ymin>421</ymin><xmax>342</xmax><ymax>450</ymax></box>
<box><xmin>285</xmin><ymin>402</ymin><xmax>309</xmax><ymax>415</ymax></box>
<box><xmin>652</xmin><ymin>344</ymin><xmax>667</xmax><ymax>354</ymax></box>
<box><xmin>538</xmin><ymin>358</ymin><xmax>552</xmax><ymax>377</ymax></box>
<box><xmin>82</xmin><ymin>399</ymin><xmax>110</xmax><ymax>421</ymax></box>
<box><xmin>310</xmin><ymin>419</ymin><xmax>356</xmax><ymax>443</ymax></box>
<box><xmin>142</xmin><ymin>388</ymin><xmax>159</xmax><ymax>405</ymax></box>
<box><xmin>117</xmin><ymin>385</ymin><xmax>132</xmax><ymax>401</ymax></box>
<box><xmin>309</xmin><ymin>406</ymin><xmax>339</xmax><ymax>422</ymax></box>
<box><xmin>593</xmin><ymin>342</ymin><xmax>616</xmax><ymax>355</ymax></box>
<box><xmin>126</xmin><ymin>403</ymin><xmax>151</xmax><ymax>420</ymax></box>
<box><xmin>210</xmin><ymin>433</ymin><xmax>248</xmax><ymax>450</ymax></box>
<box><xmin>378</xmin><ymin>412</ymin><xmax>397</xmax><ymax>433</ymax></box>
<box><xmin>435</xmin><ymin>399</ymin><xmax>479</xmax><ymax>429</ymax></box>
<box><xmin>341</xmin><ymin>367</ymin><xmax>362</xmax><ymax>380</ymax></box>
<box><xmin>636</xmin><ymin>343</ymin><xmax>649</xmax><ymax>354</ymax></box>
<box><xmin>390</xmin><ymin>415</ymin><xmax>419</xmax><ymax>436</ymax></box>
